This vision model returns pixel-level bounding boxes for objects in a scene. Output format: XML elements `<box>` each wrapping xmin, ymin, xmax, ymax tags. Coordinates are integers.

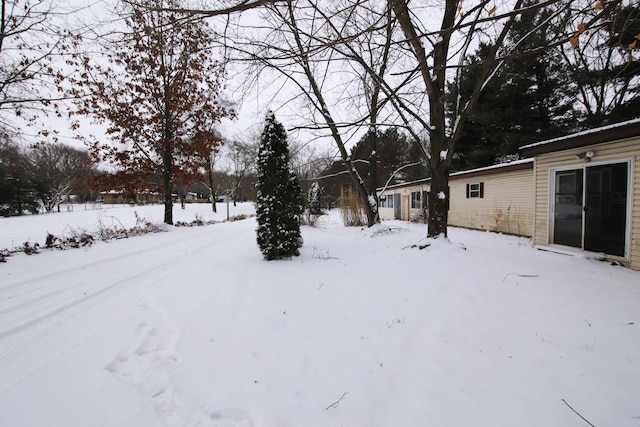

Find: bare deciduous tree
<box><xmin>558</xmin><ymin>2</ymin><xmax>640</xmax><ymax>126</ymax></box>
<box><xmin>0</xmin><ymin>0</ymin><xmax>80</xmax><ymax>132</ymax></box>
<box><xmin>224</xmin><ymin>138</ymin><xmax>256</xmax><ymax>206</ymax></box>
<box><xmin>30</xmin><ymin>142</ymin><xmax>95</xmax><ymax>212</ymax></box>
<box><xmin>387</xmin><ymin>0</ymin><xmax>621</xmax><ymax>237</ymax></box>
<box><xmin>222</xmin><ymin>1</ymin><xmax>403</xmax><ymax>226</ymax></box>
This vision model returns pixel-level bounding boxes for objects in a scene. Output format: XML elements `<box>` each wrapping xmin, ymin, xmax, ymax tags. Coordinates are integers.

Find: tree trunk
<box><xmin>162</xmin><ymin>89</ymin><xmax>174</xmax><ymax>224</ymax></box>
<box><xmin>163</xmin><ymin>181</ymin><xmax>173</xmax><ymax>225</ymax></box>
<box><xmin>368</xmin><ymin>128</ymin><xmax>378</xmax><ymax>226</ymax></box>
<box><xmin>162</xmin><ymin>152</ymin><xmax>174</xmax><ymax>225</ymax></box>
<box><xmin>207</xmin><ymin>156</ymin><xmax>217</xmax><ymax>213</ymax></box>
<box><xmin>428</xmin><ymin>161</ymin><xmax>449</xmax><ymax>238</ymax></box>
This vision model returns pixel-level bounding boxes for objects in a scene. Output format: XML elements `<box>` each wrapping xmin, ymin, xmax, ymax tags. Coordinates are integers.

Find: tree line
<box><xmin>0</xmin><ymin>138</ymin><xmax>96</xmax><ymax>215</ymax></box>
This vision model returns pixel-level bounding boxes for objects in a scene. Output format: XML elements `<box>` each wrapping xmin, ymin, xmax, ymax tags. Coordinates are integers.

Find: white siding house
<box><xmin>377</xmin><ymin>159</ymin><xmax>534</xmax><ymax>237</ymax></box>
<box><xmin>520</xmin><ymin>119</ymin><xmax>640</xmax><ymax>271</ymax></box>
<box><xmin>376</xmin><ymin>119</ymin><xmax>640</xmax><ymax>270</ymax></box>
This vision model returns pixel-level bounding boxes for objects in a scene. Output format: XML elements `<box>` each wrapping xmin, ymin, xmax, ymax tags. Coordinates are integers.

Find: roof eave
<box><xmin>520</xmin><ymin>120</ymin><xmax>640</xmax><ymax>157</ymax></box>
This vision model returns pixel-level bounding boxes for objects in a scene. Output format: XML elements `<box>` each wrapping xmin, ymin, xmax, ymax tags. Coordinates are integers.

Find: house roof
<box><xmin>519</xmin><ymin>118</ymin><xmax>640</xmax><ymax>156</ymax></box>
<box><xmin>377</xmin><ymin>158</ymin><xmax>533</xmax><ymax>192</ymax></box>
<box><xmin>449</xmin><ymin>158</ymin><xmax>533</xmax><ymax>179</ymax></box>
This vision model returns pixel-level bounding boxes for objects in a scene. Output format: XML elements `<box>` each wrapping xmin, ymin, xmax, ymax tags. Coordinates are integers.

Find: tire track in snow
<box><xmin>0</xmin><ymin>225</ymin><xmax>243</xmax><ymax>391</ymax></box>
<box><xmin>0</xmin><ymin>227</ymin><xmax>216</xmax><ymax>296</ymax></box>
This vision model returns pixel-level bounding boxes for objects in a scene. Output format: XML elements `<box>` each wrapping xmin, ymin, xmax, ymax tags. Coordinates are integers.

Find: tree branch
<box><xmin>561</xmin><ymin>399</ymin><xmax>596</xmax><ymax>427</ymax></box>
<box><xmin>326</xmin><ymin>391</ymin><xmax>349</xmax><ymax>410</ymax></box>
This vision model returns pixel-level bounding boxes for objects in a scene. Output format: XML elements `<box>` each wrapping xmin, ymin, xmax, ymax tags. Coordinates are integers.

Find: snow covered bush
<box><xmin>302</xmin><ymin>181</ymin><xmax>324</xmax><ymax>226</ymax></box>
<box><xmin>308</xmin><ymin>181</ymin><xmax>324</xmax><ymax>215</ymax></box>
<box><xmin>255</xmin><ymin>111</ymin><xmax>304</xmax><ymax>260</ymax></box>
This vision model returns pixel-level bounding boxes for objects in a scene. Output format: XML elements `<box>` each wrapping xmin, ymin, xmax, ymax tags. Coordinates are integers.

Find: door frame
<box><xmin>548</xmin><ymin>157</ymin><xmax>634</xmax><ymax>260</ymax></box>
<box><xmin>393</xmin><ymin>193</ymin><xmax>401</xmax><ymax>220</ymax></box>
<box><xmin>402</xmin><ymin>194</ymin><xmax>411</xmax><ymax>220</ymax></box>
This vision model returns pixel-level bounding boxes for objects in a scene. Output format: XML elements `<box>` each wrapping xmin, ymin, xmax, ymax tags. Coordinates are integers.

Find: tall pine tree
<box><xmin>255</xmin><ymin>111</ymin><xmax>303</xmax><ymax>260</ymax></box>
<box><xmin>447</xmin><ymin>4</ymin><xmax>576</xmax><ymax>171</ymax></box>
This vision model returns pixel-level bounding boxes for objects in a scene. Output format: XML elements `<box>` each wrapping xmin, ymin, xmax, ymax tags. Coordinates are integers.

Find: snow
<box><xmin>450</xmin><ymin>158</ymin><xmax>533</xmax><ymax>176</ymax></box>
<box><xmin>1</xmin><ymin>204</ymin><xmax>639</xmax><ymax>427</ymax></box>
<box><xmin>440</xmin><ymin>149</ymin><xmax>448</xmax><ymax>160</ymax></box>
<box><xmin>437</xmin><ymin>191</ymin><xmax>446</xmax><ymax>199</ymax></box>
<box><xmin>378</xmin><ymin>159</ymin><xmax>534</xmax><ymax>193</ymax></box>
<box><xmin>519</xmin><ymin>117</ymin><xmax>640</xmax><ymax>150</ymax></box>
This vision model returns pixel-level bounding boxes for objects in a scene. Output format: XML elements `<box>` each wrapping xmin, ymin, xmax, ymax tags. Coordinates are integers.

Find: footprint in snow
<box><xmin>105</xmin><ymin>304</ymin><xmax>255</xmax><ymax>427</ymax></box>
<box><xmin>209</xmin><ymin>408</ymin><xmax>254</xmax><ymax>427</ymax></box>
<box><xmin>105</xmin><ymin>303</ymin><xmax>182</xmax><ymax>420</ymax></box>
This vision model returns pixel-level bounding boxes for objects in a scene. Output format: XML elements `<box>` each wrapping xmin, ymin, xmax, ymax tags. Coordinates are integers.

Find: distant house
<box><xmin>520</xmin><ymin>118</ymin><xmax>640</xmax><ymax>271</ymax></box>
<box><xmin>377</xmin><ymin>119</ymin><xmax>640</xmax><ymax>270</ymax></box>
<box><xmin>377</xmin><ymin>159</ymin><xmax>534</xmax><ymax>237</ymax></box>
<box><xmin>99</xmin><ymin>190</ymin><xmax>162</xmax><ymax>205</ymax></box>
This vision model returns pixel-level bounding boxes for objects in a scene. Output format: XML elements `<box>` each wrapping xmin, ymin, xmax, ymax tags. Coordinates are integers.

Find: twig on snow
<box><xmin>386</xmin><ymin>316</ymin><xmax>406</xmax><ymax>328</ymax></box>
<box><xmin>370</xmin><ymin>226</ymin><xmax>408</xmax><ymax>237</ymax></box>
<box><xmin>402</xmin><ymin>243</ymin><xmax>431</xmax><ymax>250</ymax></box>
<box><xmin>561</xmin><ymin>399</ymin><xmax>596</xmax><ymax>427</ymax></box>
<box><xmin>502</xmin><ymin>273</ymin><xmax>539</xmax><ymax>282</ymax></box>
<box><xmin>326</xmin><ymin>391</ymin><xmax>349</xmax><ymax>410</ymax></box>
<box><xmin>312</xmin><ymin>246</ymin><xmax>338</xmax><ymax>260</ymax></box>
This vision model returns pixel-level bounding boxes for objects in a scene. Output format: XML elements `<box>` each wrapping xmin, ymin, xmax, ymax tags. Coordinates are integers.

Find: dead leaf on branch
<box><xmin>570</xmin><ymin>36</ymin><xmax>580</xmax><ymax>49</ymax></box>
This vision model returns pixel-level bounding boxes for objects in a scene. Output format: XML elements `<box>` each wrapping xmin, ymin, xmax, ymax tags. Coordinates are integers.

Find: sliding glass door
<box><xmin>584</xmin><ymin>163</ymin><xmax>628</xmax><ymax>257</ymax></box>
<box><xmin>554</xmin><ymin>169</ymin><xmax>584</xmax><ymax>248</ymax></box>
<box><xmin>553</xmin><ymin>162</ymin><xmax>629</xmax><ymax>257</ymax></box>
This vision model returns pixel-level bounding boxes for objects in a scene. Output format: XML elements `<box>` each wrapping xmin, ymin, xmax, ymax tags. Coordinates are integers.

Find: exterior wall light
<box><xmin>576</xmin><ymin>150</ymin><xmax>595</xmax><ymax>162</ymax></box>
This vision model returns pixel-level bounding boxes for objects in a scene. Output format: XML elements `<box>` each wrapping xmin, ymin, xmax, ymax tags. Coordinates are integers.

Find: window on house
<box><xmin>379</xmin><ymin>196</ymin><xmax>387</xmax><ymax>207</ymax></box>
<box><xmin>387</xmin><ymin>194</ymin><xmax>394</xmax><ymax>208</ymax></box>
<box><xmin>411</xmin><ymin>191</ymin><xmax>421</xmax><ymax>208</ymax></box>
<box><xmin>466</xmin><ymin>182</ymin><xmax>484</xmax><ymax>198</ymax></box>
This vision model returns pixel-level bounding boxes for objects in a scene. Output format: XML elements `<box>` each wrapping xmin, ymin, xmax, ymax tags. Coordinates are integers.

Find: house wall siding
<box><xmin>377</xmin><ymin>165</ymin><xmax>534</xmax><ymax>237</ymax></box>
<box><xmin>448</xmin><ymin>169</ymin><xmax>534</xmax><ymax>236</ymax></box>
<box><xmin>378</xmin><ymin>183</ymin><xmax>429</xmax><ymax>222</ymax></box>
<box><xmin>533</xmin><ymin>137</ymin><xmax>639</xmax><ymax>270</ymax></box>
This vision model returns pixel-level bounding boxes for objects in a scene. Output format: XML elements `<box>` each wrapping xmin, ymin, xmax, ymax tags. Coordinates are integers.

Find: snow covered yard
<box><xmin>0</xmin><ymin>204</ymin><xmax>639</xmax><ymax>427</ymax></box>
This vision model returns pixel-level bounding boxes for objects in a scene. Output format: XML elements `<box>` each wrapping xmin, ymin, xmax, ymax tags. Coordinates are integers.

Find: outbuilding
<box><xmin>377</xmin><ymin>159</ymin><xmax>534</xmax><ymax>237</ymax></box>
<box><xmin>376</xmin><ymin>119</ymin><xmax>640</xmax><ymax>270</ymax></box>
<box><xmin>520</xmin><ymin>118</ymin><xmax>640</xmax><ymax>270</ymax></box>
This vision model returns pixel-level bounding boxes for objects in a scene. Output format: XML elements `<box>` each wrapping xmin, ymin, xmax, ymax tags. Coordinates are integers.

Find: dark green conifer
<box><xmin>255</xmin><ymin>111</ymin><xmax>303</xmax><ymax>260</ymax></box>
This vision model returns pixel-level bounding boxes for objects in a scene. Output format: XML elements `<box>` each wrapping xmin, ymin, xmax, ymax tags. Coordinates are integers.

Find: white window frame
<box><xmin>411</xmin><ymin>191</ymin><xmax>421</xmax><ymax>209</ymax></box>
<box><xmin>547</xmin><ymin>157</ymin><xmax>634</xmax><ymax>260</ymax></box>
<box><xmin>468</xmin><ymin>183</ymin><xmax>482</xmax><ymax>198</ymax></box>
